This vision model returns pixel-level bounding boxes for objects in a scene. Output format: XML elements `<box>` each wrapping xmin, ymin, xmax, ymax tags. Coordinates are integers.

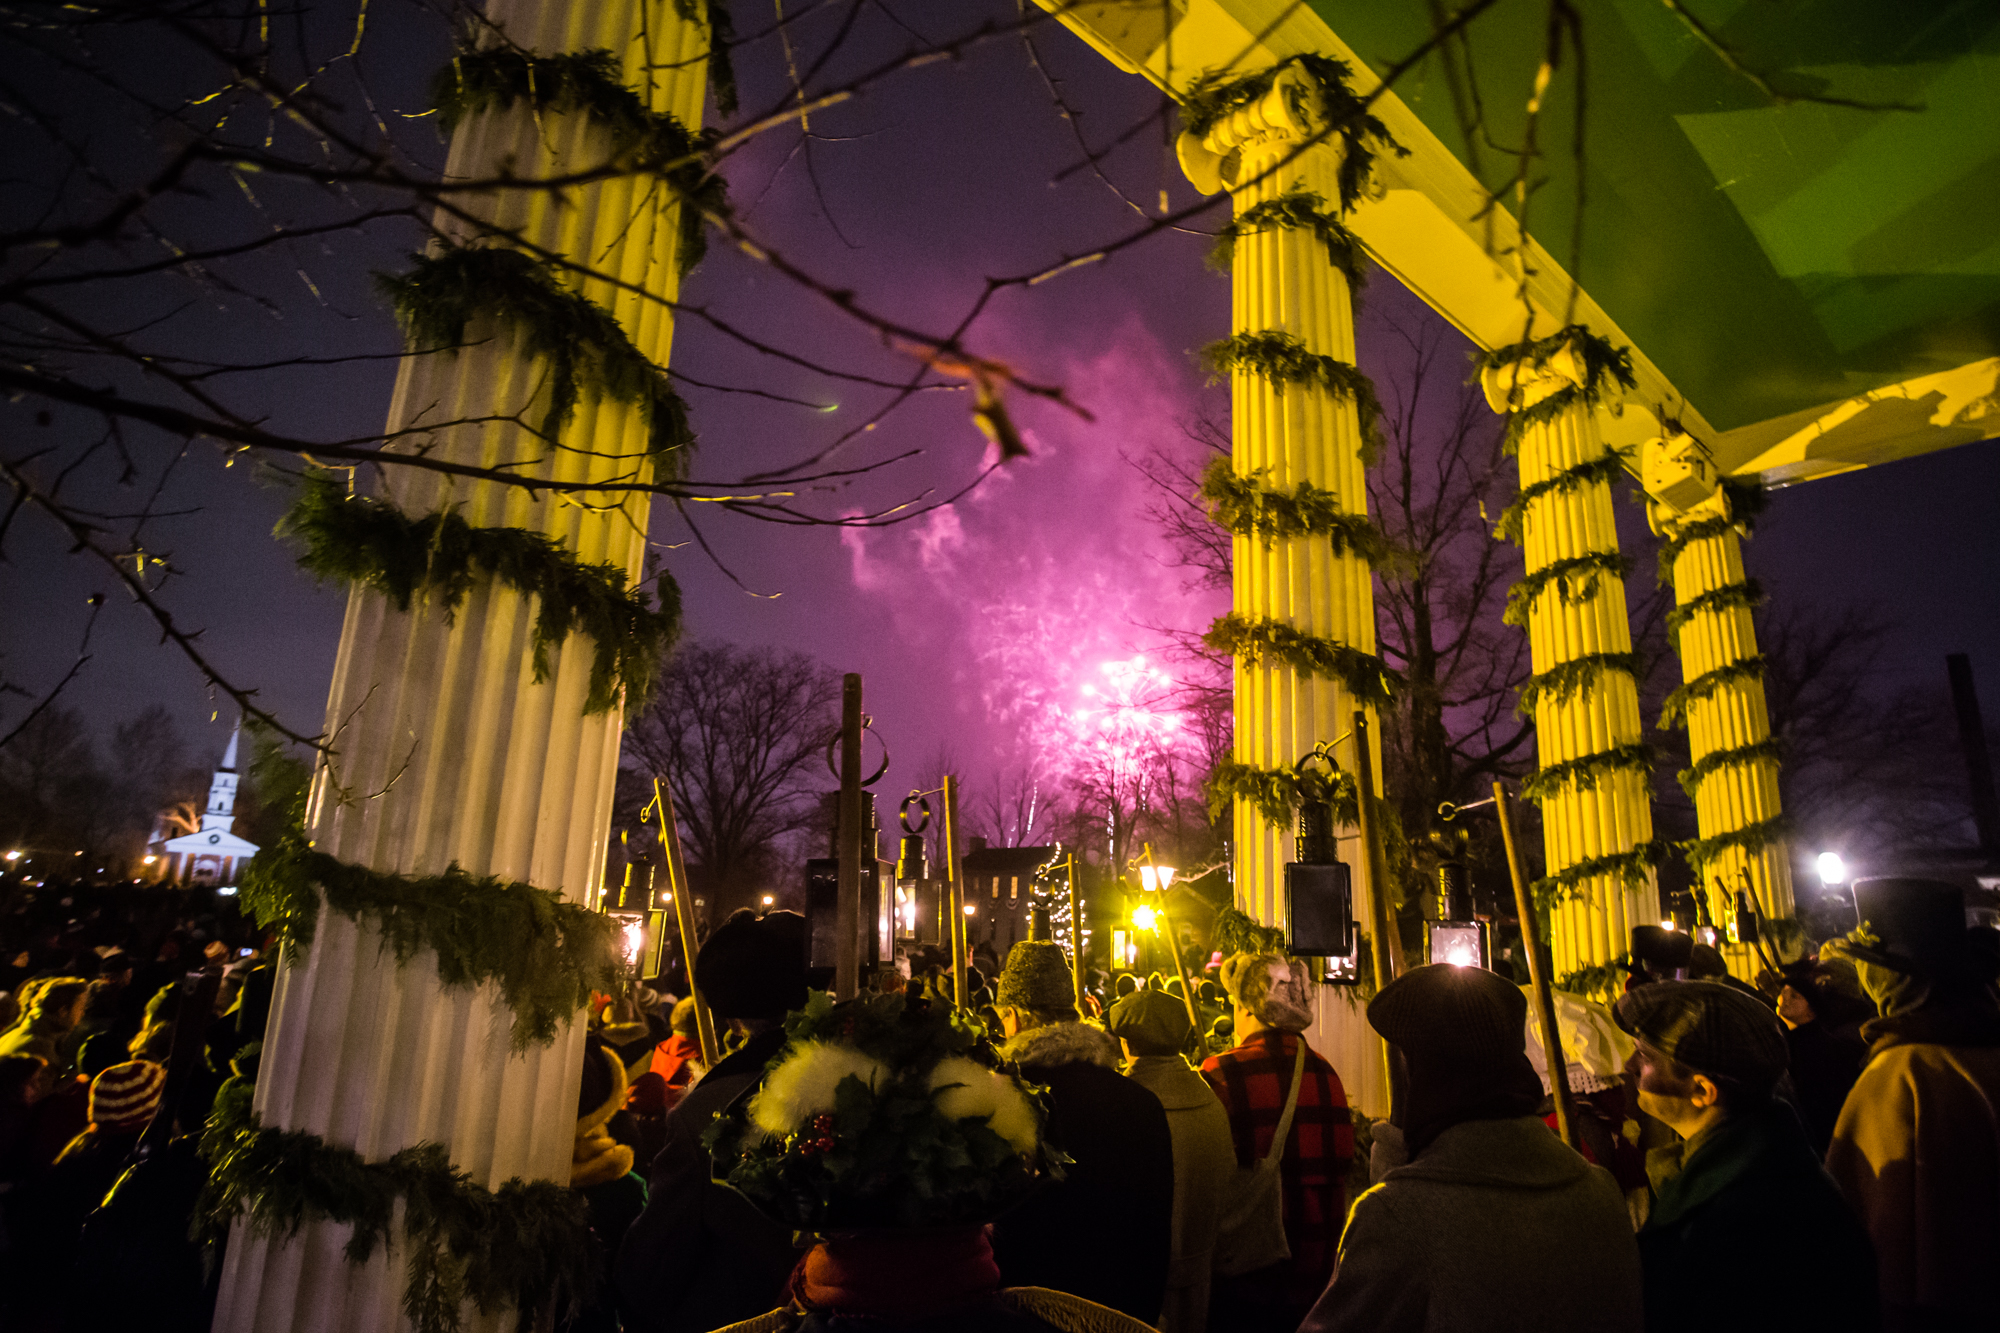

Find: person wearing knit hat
<box><xmin>1301</xmin><ymin>965</ymin><xmax>1640</xmax><ymax>1333</ymax></box>
<box><xmin>1107</xmin><ymin>989</ymin><xmax>1233</xmax><ymax>1333</ymax></box>
<box><xmin>615</xmin><ymin>911</ymin><xmax>816</xmax><ymax>1333</ymax></box>
<box><xmin>990</xmin><ymin>938</ymin><xmax>1175</xmax><ymax>1324</ymax></box>
<box><xmin>1613</xmin><ymin>982</ymin><xmax>1876</xmax><ymax>1333</ymax></box>
<box><xmin>1201</xmin><ymin>953</ymin><xmax>1351</xmax><ymax>1333</ymax></box>
<box><xmin>1821</xmin><ymin>877</ymin><xmax>2000</xmax><ymax>1329</ymax></box>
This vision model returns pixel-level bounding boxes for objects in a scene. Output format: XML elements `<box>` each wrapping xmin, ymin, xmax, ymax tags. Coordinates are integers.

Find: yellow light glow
<box><xmin>143</xmin><ymin>856</ymin><xmax>157</xmax><ymax>865</ymax></box>
<box><xmin>1443</xmin><ymin>944</ymin><xmax>1478</xmax><ymax>968</ymax></box>
<box><xmin>1132</xmin><ymin>904</ymin><xmax>1158</xmax><ymax>932</ymax></box>
<box><xmin>760</xmin><ymin>894</ymin><xmax>774</xmax><ymax>906</ymax></box>
<box><xmin>1660</xmin><ymin>920</ymin><xmax>1676</xmax><ymax>931</ymax></box>
<box><xmin>963</xmin><ymin>904</ymin><xmax>976</xmax><ymax>917</ymax></box>
<box><xmin>620</xmin><ymin>919</ymin><xmax>646</xmax><ymax>966</ymax></box>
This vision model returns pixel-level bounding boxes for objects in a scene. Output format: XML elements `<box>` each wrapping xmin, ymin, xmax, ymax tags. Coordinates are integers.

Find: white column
<box><xmin>212</xmin><ymin>3</ymin><xmax>707</xmax><ymax>1329</ymax></box>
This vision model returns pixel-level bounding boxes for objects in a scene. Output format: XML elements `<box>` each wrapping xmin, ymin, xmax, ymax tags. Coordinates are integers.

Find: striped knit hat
<box><xmin>89</xmin><ymin>1060</ymin><xmax>166</xmax><ymax>1132</ymax></box>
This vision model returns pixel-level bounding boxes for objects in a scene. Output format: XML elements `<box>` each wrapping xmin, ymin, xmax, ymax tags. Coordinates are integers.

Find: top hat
<box><xmin>1631</xmin><ymin>924</ymin><xmax>1694</xmax><ymax>975</ymax></box>
<box><xmin>1845</xmin><ymin>878</ymin><xmax>1992</xmax><ymax>980</ymax></box>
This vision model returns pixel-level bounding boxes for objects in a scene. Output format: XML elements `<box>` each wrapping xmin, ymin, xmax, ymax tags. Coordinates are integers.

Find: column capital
<box><xmin>1176</xmin><ymin>63</ymin><xmax>1321</xmax><ymax>195</ymax></box>
<box><xmin>1479</xmin><ymin>340</ymin><xmax>1588</xmax><ymax>415</ymax></box>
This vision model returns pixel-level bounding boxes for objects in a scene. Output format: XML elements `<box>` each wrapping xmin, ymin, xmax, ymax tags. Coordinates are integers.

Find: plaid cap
<box><xmin>1106</xmin><ymin>987</ymin><xmax>1193</xmax><ymax>1055</ymax></box>
<box><xmin>89</xmin><ymin>1059</ymin><xmax>166</xmax><ymax>1132</ymax></box>
<box><xmin>1615</xmin><ymin>981</ymin><xmax>1787</xmax><ymax>1093</ymax></box>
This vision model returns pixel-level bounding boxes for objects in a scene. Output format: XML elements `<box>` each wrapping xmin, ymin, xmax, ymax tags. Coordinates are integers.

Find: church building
<box><xmin>159</xmin><ymin>721</ymin><xmax>260</xmax><ymax>886</ymax></box>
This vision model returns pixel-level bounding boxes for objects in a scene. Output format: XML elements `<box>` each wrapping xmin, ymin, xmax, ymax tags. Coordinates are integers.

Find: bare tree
<box><xmin>621</xmin><ymin>640</ymin><xmax>840</xmax><ymax>916</ymax></box>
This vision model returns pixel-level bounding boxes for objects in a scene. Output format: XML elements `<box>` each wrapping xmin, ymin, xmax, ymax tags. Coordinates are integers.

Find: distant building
<box><xmin>962</xmin><ymin>838</ymin><xmax>1060</xmax><ymax>965</ymax></box>
<box><xmin>160</xmin><ymin>721</ymin><xmax>259</xmax><ymax>885</ymax></box>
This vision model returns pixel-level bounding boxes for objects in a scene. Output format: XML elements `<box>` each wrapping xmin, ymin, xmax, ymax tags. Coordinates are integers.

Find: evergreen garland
<box><xmin>432</xmin><ymin>46</ymin><xmax>727</xmax><ymax>278</ymax></box>
<box><xmin>1515</xmin><ymin>652</ymin><xmax>1644</xmax><ymax>718</ymax></box>
<box><xmin>378</xmin><ymin>244</ymin><xmax>697</xmax><ymax>472</ymax></box>
<box><xmin>239</xmin><ymin>825</ymin><xmax>623</xmax><ymax>1050</ymax></box>
<box><xmin>1206</xmin><ymin>760</ymin><xmax>1358</xmax><ymax>828</ymax></box>
<box><xmin>1679</xmin><ymin>812</ymin><xmax>1790</xmax><ymax>870</ymax></box>
<box><xmin>1179</xmin><ymin>55</ymin><xmax>1404</xmax><ymax>213</ymax></box>
<box><xmin>1658</xmin><ymin>656</ymin><xmax>1767</xmax><ymax>729</ymax></box>
<box><xmin>1520</xmin><ymin>742</ymin><xmax>1655</xmax><ymax>804</ymax></box>
<box><xmin>1201</xmin><ymin>331</ymin><xmax>1386</xmax><ymax>464</ymax></box>
<box><xmin>1664</xmin><ymin>579</ymin><xmax>1765</xmax><ymax>640</ymax></box>
<box><xmin>1211</xmin><ymin>906</ymin><xmax>1287</xmax><ymax>956</ymax></box>
<box><xmin>1503</xmin><ymin>551</ymin><xmax>1632</xmax><ymax>628</ymax></box>
<box><xmin>1207</xmin><ymin>189</ymin><xmax>1363</xmax><ymax>289</ymax></box>
<box><xmin>1197</xmin><ymin>458</ymin><xmax>1398</xmax><ymax>567</ymax></box>
<box><xmin>671</xmin><ymin>0</ymin><xmax>740</xmax><ymax>117</ymax></box>
<box><xmin>1493</xmin><ymin>448</ymin><xmax>1632</xmax><ymax>543</ymax></box>
<box><xmin>198</xmin><ymin>1083</ymin><xmax>596</xmax><ymax>1333</ymax></box>
<box><xmin>1678</xmin><ymin>736</ymin><xmax>1785</xmax><ymax>798</ymax></box>
<box><xmin>1555</xmin><ymin>957</ymin><xmax>1630</xmax><ymax>999</ymax></box>
<box><xmin>280</xmin><ymin>471</ymin><xmax>679</xmax><ymax>716</ymax></box>
<box><xmin>1531</xmin><ymin>840</ymin><xmax>1667</xmax><ymax>910</ymax></box>
<box><xmin>1478</xmin><ymin>326</ymin><xmax>1636</xmax><ymax>454</ymax></box>
<box><xmin>1204</xmin><ymin>614</ymin><xmax>1401</xmax><ymax>705</ymax></box>
<box><xmin>1654</xmin><ymin>478</ymin><xmax>1767</xmax><ymax>581</ymax></box>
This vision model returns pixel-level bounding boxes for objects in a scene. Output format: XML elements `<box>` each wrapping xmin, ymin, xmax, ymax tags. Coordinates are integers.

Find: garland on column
<box><xmin>1679</xmin><ymin>812</ymin><xmax>1790</xmax><ymax>871</ymax></box>
<box><xmin>1658</xmin><ymin>655</ymin><xmax>1767</xmax><ymax>729</ymax></box>
<box><xmin>1519</xmin><ymin>742</ymin><xmax>1655</xmax><ymax>804</ymax></box>
<box><xmin>1653</xmin><ymin>478</ymin><xmax>1768</xmax><ymax>582</ymax></box>
<box><xmin>379</xmin><ymin>244</ymin><xmax>697</xmax><ymax>471</ymax></box>
<box><xmin>672</xmin><ymin>0</ymin><xmax>740</xmax><ymax>117</ymax></box>
<box><xmin>1203</xmin><ymin>331</ymin><xmax>1387</xmax><ymax>464</ymax></box>
<box><xmin>240</xmin><ymin>826</ymin><xmax>624</xmax><ymax>1050</ymax></box>
<box><xmin>280</xmin><ymin>471</ymin><xmax>679</xmax><ymax>716</ymax></box>
<box><xmin>1203</xmin><ymin>613</ymin><xmax>1401</xmax><ymax>706</ymax></box>
<box><xmin>1491</xmin><ymin>447</ymin><xmax>1632</xmax><ymax>542</ymax></box>
<box><xmin>1478</xmin><ymin>325</ymin><xmax>1636</xmax><ymax>453</ymax></box>
<box><xmin>1678</xmin><ymin>736</ymin><xmax>1785</xmax><ymax>799</ymax></box>
<box><xmin>1180</xmin><ymin>54</ymin><xmax>1404</xmax><ymax>212</ymax></box>
<box><xmin>1515</xmin><ymin>651</ymin><xmax>1645</xmax><ymax>717</ymax></box>
<box><xmin>1664</xmin><ymin>578</ymin><xmax>1766</xmax><ymax>649</ymax></box>
<box><xmin>1206</xmin><ymin>760</ymin><xmax>1358</xmax><ymax>829</ymax></box>
<box><xmin>1531</xmin><ymin>839</ymin><xmax>1669</xmax><ymax>911</ymax></box>
<box><xmin>433</xmin><ymin>45</ymin><xmax>728</xmax><ymax>276</ymax></box>
<box><xmin>1207</xmin><ymin>188</ymin><xmax>1363</xmax><ymax>288</ymax></box>
<box><xmin>1197</xmin><ymin>457</ymin><xmax>1398</xmax><ymax>568</ymax></box>
<box><xmin>198</xmin><ymin>1083</ymin><xmax>596</xmax><ymax>1333</ymax></box>
<box><xmin>1502</xmin><ymin>551</ymin><xmax>1633</xmax><ymax>627</ymax></box>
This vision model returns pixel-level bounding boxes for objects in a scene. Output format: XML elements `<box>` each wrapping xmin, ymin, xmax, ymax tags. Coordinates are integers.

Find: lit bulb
<box><xmin>1132</xmin><ymin>904</ymin><xmax>1158</xmax><ymax>932</ymax></box>
<box><xmin>1444</xmin><ymin>945</ymin><xmax>1476</xmax><ymax>968</ymax></box>
<box><xmin>1816</xmin><ymin>852</ymin><xmax>1848</xmax><ymax>885</ymax></box>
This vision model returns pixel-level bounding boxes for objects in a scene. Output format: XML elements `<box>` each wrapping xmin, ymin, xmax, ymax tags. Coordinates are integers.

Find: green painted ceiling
<box><xmin>1312</xmin><ymin>0</ymin><xmax>2000</xmax><ymax>432</ymax></box>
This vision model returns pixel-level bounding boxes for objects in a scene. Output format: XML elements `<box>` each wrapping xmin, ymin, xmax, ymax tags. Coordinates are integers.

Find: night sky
<box><xmin>4</xmin><ymin>4</ymin><xmax>1996</xmax><ymax>829</ymax></box>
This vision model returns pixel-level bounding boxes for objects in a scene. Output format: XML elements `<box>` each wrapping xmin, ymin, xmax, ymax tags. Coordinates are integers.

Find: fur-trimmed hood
<box><xmin>999</xmin><ymin>1020</ymin><xmax>1121</xmax><ymax>1070</ymax></box>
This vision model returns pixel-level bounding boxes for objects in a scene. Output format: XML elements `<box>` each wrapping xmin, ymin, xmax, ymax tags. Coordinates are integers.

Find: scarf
<box><xmin>790</xmin><ymin>1226</ymin><xmax>1002</xmax><ymax>1319</ymax></box>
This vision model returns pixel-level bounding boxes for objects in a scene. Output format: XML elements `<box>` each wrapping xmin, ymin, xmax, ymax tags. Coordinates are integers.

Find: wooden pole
<box><xmin>942</xmin><ymin>773</ymin><xmax>966</xmax><ymax>1008</ymax></box>
<box><xmin>1495</xmin><ymin>781</ymin><xmax>1578</xmax><ymax>1151</ymax></box>
<box><xmin>654</xmin><ymin>779</ymin><xmax>718</xmax><ymax>1067</ymax></box>
<box><xmin>1158</xmin><ymin>896</ymin><xmax>1201</xmax><ymax>1029</ymax></box>
<box><xmin>1067</xmin><ymin>854</ymin><xmax>1086</xmax><ymax>1014</ymax></box>
<box><xmin>837</xmin><ymin>674</ymin><xmax>864</xmax><ymax>1000</ymax></box>
<box><xmin>1353</xmin><ymin>710</ymin><xmax>1400</xmax><ymax>991</ymax></box>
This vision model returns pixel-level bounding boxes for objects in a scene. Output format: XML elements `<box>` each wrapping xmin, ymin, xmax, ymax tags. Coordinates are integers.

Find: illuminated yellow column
<box><xmin>212</xmin><ymin>3</ymin><xmax>706</xmax><ymax>1330</ymax></box>
<box><xmin>1183</xmin><ymin>66</ymin><xmax>1382</xmax><ymax>933</ymax></box>
<box><xmin>1660</xmin><ymin>491</ymin><xmax>1791</xmax><ymax>979</ymax></box>
<box><xmin>1484</xmin><ymin>339</ymin><xmax>1655</xmax><ymax>984</ymax></box>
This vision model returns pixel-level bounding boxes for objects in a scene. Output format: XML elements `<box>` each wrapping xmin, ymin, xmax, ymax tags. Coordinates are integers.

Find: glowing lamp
<box><xmin>1816</xmin><ymin>852</ymin><xmax>1848</xmax><ymax>886</ymax></box>
<box><xmin>143</xmin><ymin>856</ymin><xmax>157</xmax><ymax>865</ymax></box>
<box><xmin>621</xmin><ymin>918</ymin><xmax>647</xmax><ymax>968</ymax></box>
<box><xmin>963</xmin><ymin>903</ymin><xmax>977</xmax><ymax>916</ymax></box>
<box><xmin>1132</xmin><ymin>904</ymin><xmax>1158</xmax><ymax>933</ymax></box>
<box><xmin>761</xmin><ymin>894</ymin><xmax>775</xmax><ymax>906</ymax></box>
<box><xmin>1659</xmin><ymin>919</ymin><xmax>1677</xmax><ymax>931</ymax></box>
<box><xmin>4</xmin><ymin>851</ymin><xmax>17</xmax><ymax>861</ymax></box>
<box><xmin>1426</xmin><ymin>920</ymin><xmax>1488</xmax><ymax>970</ymax></box>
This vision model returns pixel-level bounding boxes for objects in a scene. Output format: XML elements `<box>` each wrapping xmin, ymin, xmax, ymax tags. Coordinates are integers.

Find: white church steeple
<box><xmin>163</xmin><ymin>715</ymin><xmax>259</xmax><ymax>886</ymax></box>
<box><xmin>203</xmin><ymin>719</ymin><xmax>242</xmax><ymax>834</ymax></box>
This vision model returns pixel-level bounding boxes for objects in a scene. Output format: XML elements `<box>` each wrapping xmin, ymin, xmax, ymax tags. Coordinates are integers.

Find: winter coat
<box><xmin>1824</xmin><ymin>1006</ymin><xmax>2000</xmax><ymax>1332</ymax></box>
<box><xmin>1638</xmin><ymin>1099</ymin><xmax>1878</xmax><ymax>1332</ymax></box>
<box><xmin>1124</xmin><ymin>1054</ymin><xmax>1234</xmax><ymax>1333</ymax></box>
<box><xmin>614</xmin><ymin>1027</ymin><xmax>799</xmax><ymax>1333</ymax></box>
<box><xmin>1300</xmin><ymin>1116</ymin><xmax>1640</xmax><ymax>1333</ymax></box>
<box><xmin>1201</xmin><ymin>1029</ymin><xmax>1352</xmax><ymax>1328</ymax></box>
<box><xmin>1787</xmin><ymin>1019</ymin><xmax>1867</xmax><ymax>1157</ymax></box>
<box><xmin>990</xmin><ymin>1021</ymin><xmax>1174</xmax><ymax>1324</ymax></box>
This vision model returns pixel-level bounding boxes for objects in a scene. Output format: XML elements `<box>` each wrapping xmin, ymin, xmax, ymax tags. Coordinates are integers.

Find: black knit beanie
<box><xmin>1369</xmin><ymin>964</ymin><xmax>1544</xmax><ymax>1153</ymax></box>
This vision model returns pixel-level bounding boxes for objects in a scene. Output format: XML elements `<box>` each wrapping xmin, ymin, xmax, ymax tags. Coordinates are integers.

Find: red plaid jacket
<box><xmin>1201</xmin><ymin>1030</ymin><xmax>1353</xmax><ymax>1308</ymax></box>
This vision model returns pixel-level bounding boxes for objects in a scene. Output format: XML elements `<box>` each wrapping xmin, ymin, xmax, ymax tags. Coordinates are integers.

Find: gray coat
<box><xmin>1301</xmin><ymin>1116</ymin><xmax>1641</xmax><ymax>1333</ymax></box>
<box><xmin>1124</xmin><ymin>1054</ymin><xmax>1235</xmax><ymax>1333</ymax></box>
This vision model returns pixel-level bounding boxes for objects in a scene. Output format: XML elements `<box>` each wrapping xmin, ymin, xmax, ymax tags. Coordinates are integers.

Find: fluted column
<box><xmin>1192</xmin><ymin>68</ymin><xmax>1381</xmax><ymax>935</ymax></box>
<box><xmin>1486</xmin><ymin>352</ymin><xmax>1655</xmax><ymax>981</ymax></box>
<box><xmin>1663</xmin><ymin>500</ymin><xmax>1791</xmax><ymax>979</ymax></box>
<box><xmin>212</xmin><ymin>4</ymin><xmax>706</xmax><ymax>1330</ymax></box>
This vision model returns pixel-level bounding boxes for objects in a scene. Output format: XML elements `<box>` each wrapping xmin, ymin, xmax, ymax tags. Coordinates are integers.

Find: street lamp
<box><xmin>1131</xmin><ymin>903</ymin><xmax>1158</xmax><ymax>933</ymax></box>
<box><xmin>1817</xmin><ymin>852</ymin><xmax>1848</xmax><ymax>885</ymax></box>
<box><xmin>760</xmin><ymin>894</ymin><xmax>775</xmax><ymax>907</ymax></box>
<box><xmin>1138</xmin><ymin>864</ymin><xmax>1177</xmax><ymax>893</ymax></box>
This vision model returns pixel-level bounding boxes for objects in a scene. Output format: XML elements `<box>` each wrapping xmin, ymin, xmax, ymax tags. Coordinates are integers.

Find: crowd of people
<box><xmin>1</xmin><ymin>871</ymin><xmax>1997</xmax><ymax>1333</ymax></box>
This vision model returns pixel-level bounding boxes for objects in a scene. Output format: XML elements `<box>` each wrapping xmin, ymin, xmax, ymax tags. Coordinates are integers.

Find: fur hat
<box><xmin>89</xmin><ymin>1059</ymin><xmax>166</xmax><ymax>1132</ymax></box>
<box><xmin>670</xmin><ymin>996</ymin><xmax>701</xmax><ymax>1036</ymax></box>
<box><xmin>696</xmin><ymin>909</ymin><xmax>808</xmax><ymax>1021</ymax></box>
<box><xmin>1220</xmin><ymin>952</ymin><xmax>1313</xmax><ymax>1033</ymax></box>
<box><xmin>1106</xmin><ymin>988</ymin><xmax>1193</xmax><ymax>1057</ymax></box>
<box><xmin>996</xmin><ymin>940</ymin><xmax>1076</xmax><ymax>1017</ymax></box>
